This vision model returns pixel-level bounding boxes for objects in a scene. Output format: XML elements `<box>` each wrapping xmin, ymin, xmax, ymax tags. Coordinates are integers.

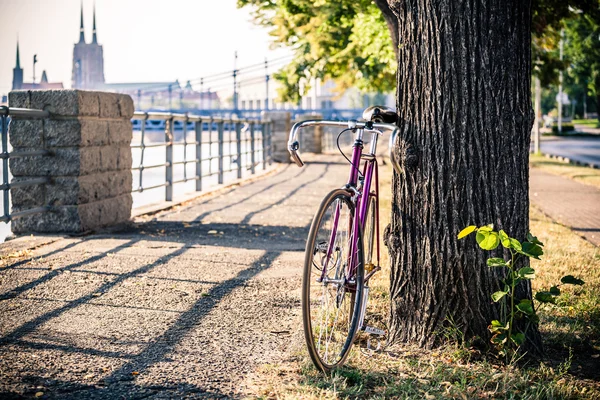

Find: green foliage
<box><xmin>458</xmin><ymin>225</ymin><xmax>584</xmax><ymax>361</ymax></box>
<box><xmin>237</xmin><ymin>0</ymin><xmax>395</xmax><ymax>102</ymax></box>
<box><xmin>551</xmin><ymin>123</ymin><xmax>576</xmax><ymax>134</ymax></box>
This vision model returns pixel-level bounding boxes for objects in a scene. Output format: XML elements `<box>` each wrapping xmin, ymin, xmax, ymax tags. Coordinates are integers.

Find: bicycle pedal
<box><xmin>363</xmin><ymin>326</ymin><xmax>386</xmax><ymax>336</ymax></box>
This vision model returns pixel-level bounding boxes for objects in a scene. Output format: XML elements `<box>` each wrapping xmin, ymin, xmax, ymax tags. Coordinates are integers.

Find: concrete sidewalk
<box><xmin>0</xmin><ymin>154</ymin><xmax>348</xmax><ymax>399</ymax></box>
<box><xmin>530</xmin><ymin>168</ymin><xmax>600</xmax><ymax>246</ymax></box>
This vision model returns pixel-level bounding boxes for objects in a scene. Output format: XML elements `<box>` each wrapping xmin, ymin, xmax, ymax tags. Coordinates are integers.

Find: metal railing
<box><xmin>131</xmin><ymin>112</ymin><xmax>273</xmax><ymax>202</ymax></box>
<box><xmin>0</xmin><ymin>106</ymin><xmax>52</xmax><ymax>223</ymax></box>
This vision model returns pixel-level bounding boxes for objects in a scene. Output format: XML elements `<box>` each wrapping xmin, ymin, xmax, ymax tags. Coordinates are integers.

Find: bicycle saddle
<box><xmin>362</xmin><ymin>106</ymin><xmax>398</xmax><ymax>124</ymax></box>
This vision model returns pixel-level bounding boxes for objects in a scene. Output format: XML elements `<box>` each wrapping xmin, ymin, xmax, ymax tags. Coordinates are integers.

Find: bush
<box><xmin>551</xmin><ymin>123</ymin><xmax>576</xmax><ymax>135</ymax></box>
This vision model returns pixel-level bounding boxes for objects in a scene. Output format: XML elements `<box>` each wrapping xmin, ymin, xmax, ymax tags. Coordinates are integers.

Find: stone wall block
<box><xmin>116</xmin><ymin>145</ymin><xmax>133</xmax><ymax>170</ymax></box>
<box><xmin>29</xmin><ymin>90</ymin><xmax>99</xmax><ymax>117</ymax></box>
<box><xmin>11</xmin><ymin>206</ymin><xmax>81</xmax><ymax>234</ymax></box>
<box><xmin>99</xmin><ymin>146</ymin><xmax>118</xmax><ymax>172</ymax></box>
<box><xmin>10</xmin><ymin>148</ymin><xmax>80</xmax><ymax>177</ymax></box>
<box><xmin>108</xmin><ymin>120</ymin><xmax>133</xmax><ymax>144</ymax></box>
<box><xmin>45</xmin><ymin>119</ymin><xmax>110</xmax><ymax>147</ymax></box>
<box><xmin>9</xmin><ymin>177</ymin><xmax>45</xmax><ymax>209</ymax></box>
<box><xmin>8</xmin><ymin>91</ymin><xmax>30</xmax><ymax>108</ymax></box>
<box><xmin>261</xmin><ymin>111</ymin><xmax>291</xmax><ymax>163</ymax></box>
<box><xmin>78</xmin><ymin>194</ymin><xmax>132</xmax><ymax>230</ymax></box>
<box><xmin>118</xmin><ymin>96</ymin><xmax>135</xmax><ymax>119</ymax></box>
<box><xmin>46</xmin><ymin>177</ymin><xmax>79</xmax><ymax>206</ymax></box>
<box><xmin>98</xmin><ymin>92</ymin><xmax>120</xmax><ymax>119</ymax></box>
<box><xmin>8</xmin><ymin>119</ymin><xmax>43</xmax><ymax>147</ymax></box>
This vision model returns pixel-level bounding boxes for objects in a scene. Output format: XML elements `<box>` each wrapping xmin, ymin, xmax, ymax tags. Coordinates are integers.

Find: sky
<box><xmin>0</xmin><ymin>0</ymin><xmax>291</xmax><ymax>96</ymax></box>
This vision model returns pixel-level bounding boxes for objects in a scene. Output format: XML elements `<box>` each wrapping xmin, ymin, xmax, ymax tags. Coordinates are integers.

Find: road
<box><xmin>540</xmin><ymin>136</ymin><xmax>600</xmax><ymax>166</ymax></box>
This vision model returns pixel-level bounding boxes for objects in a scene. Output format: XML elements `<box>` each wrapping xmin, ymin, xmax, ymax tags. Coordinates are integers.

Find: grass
<box><xmin>572</xmin><ymin>119</ymin><xmax>600</xmax><ymax>128</ymax></box>
<box><xmin>243</xmin><ymin>160</ymin><xmax>600</xmax><ymax>399</ymax></box>
<box><xmin>530</xmin><ymin>153</ymin><xmax>600</xmax><ymax>190</ymax></box>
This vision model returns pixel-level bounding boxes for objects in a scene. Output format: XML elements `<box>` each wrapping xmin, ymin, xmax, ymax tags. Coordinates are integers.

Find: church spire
<box><xmin>79</xmin><ymin>2</ymin><xmax>85</xmax><ymax>43</ymax></box>
<box><xmin>92</xmin><ymin>3</ymin><xmax>97</xmax><ymax>43</ymax></box>
<box><xmin>15</xmin><ymin>39</ymin><xmax>21</xmax><ymax>69</ymax></box>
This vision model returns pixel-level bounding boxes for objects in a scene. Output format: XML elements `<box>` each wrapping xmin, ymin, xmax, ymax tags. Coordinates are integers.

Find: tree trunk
<box><xmin>383</xmin><ymin>0</ymin><xmax>542</xmax><ymax>352</ymax></box>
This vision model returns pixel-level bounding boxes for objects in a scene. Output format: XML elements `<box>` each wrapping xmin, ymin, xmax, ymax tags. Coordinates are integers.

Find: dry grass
<box><xmin>244</xmin><ymin>161</ymin><xmax>600</xmax><ymax>399</ymax></box>
<box><xmin>530</xmin><ymin>153</ymin><xmax>600</xmax><ymax>189</ymax></box>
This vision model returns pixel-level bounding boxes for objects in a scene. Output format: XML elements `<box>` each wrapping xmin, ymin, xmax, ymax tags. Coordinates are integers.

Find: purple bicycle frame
<box><xmin>320</xmin><ymin>138</ymin><xmax>379</xmax><ymax>285</ymax></box>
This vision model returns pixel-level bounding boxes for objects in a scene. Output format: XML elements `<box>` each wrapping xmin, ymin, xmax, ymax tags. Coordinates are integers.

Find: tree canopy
<box><xmin>237</xmin><ymin>0</ymin><xmax>395</xmax><ymax>102</ymax></box>
<box><xmin>239</xmin><ymin>0</ymin><xmax>600</xmax><ymax>107</ymax></box>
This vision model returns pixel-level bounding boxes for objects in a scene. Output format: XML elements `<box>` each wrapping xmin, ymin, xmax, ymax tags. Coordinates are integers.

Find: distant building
<box><xmin>72</xmin><ymin>5</ymin><xmax>105</xmax><ymax>89</ymax></box>
<box><xmin>11</xmin><ymin>41</ymin><xmax>64</xmax><ymax>91</ymax></box>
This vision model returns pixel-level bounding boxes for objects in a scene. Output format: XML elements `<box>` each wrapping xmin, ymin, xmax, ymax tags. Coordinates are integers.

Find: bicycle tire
<box><xmin>302</xmin><ymin>188</ymin><xmax>365</xmax><ymax>372</ymax></box>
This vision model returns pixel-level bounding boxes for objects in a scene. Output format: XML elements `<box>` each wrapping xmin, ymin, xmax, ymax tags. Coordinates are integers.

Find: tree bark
<box><xmin>374</xmin><ymin>0</ymin><xmax>400</xmax><ymax>60</ymax></box>
<box><xmin>384</xmin><ymin>0</ymin><xmax>542</xmax><ymax>352</ymax></box>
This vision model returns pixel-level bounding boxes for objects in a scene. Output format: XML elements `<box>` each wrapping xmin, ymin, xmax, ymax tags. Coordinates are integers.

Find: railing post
<box><xmin>218</xmin><ymin>120</ymin><xmax>224</xmax><ymax>184</ymax></box>
<box><xmin>165</xmin><ymin>117</ymin><xmax>174</xmax><ymax>201</ymax></box>
<box><xmin>195</xmin><ymin>120</ymin><xmax>202</xmax><ymax>191</ymax></box>
<box><xmin>236</xmin><ymin>121</ymin><xmax>242</xmax><ymax>179</ymax></box>
<box><xmin>250</xmin><ymin>122</ymin><xmax>256</xmax><ymax>175</ymax></box>
<box><xmin>262</xmin><ymin>122</ymin><xmax>267</xmax><ymax>170</ymax></box>
<box><xmin>1</xmin><ymin>114</ymin><xmax>9</xmax><ymax>221</ymax></box>
<box><xmin>267</xmin><ymin>121</ymin><xmax>273</xmax><ymax>165</ymax></box>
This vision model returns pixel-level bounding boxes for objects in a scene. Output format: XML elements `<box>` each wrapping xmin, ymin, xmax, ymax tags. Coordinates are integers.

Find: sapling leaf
<box><xmin>549</xmin><ymin>286</ymin><xmax>560</xmax><ymax>296</ymax></box>
<box><xmin>478</xmin><ymin>224</ymin><xmax>494</xmax><ymax>232</ymax></box>
<box><xmin>499</xmin><ymin>230</ymin><xmax>511</xmax><ymax>248</ymax></box>
<box><xmin>491</xmin><ymin>291</ymin><xmax>508</xmax><ymax>302</ymax></box>
<box><xmin>509</xmin><ymin>238</ymin><xmax>522</xmax><ymax>251</ymax></box>
<box><xmin>561</xmin><ymin>275</ymin><xmax>585</xmax><ymax>285</ymax></box>
<box><xmin>518</xmin><ymin>267</ymin><xmax>536</xmax><ymax>280</ymax></box>
<box><xmin>516</xmin><ymin>299</ymin><xmax>534</xmax><ymax>315</ymax></box>
<box><xmin>477</xmin><ymin>231</ymin><xmax>500</xmax><ymax>250</ymax></box>
<box><xmin>520</xmin><ymin>242</ymin><xmax>544</xmax><ymax>259</ymax></box>
<box><xmin>511</xmin><ymin>332</ymin><xmax>526</xmax><ymax>346</ymax></box>
<box><xmin>535</xmin><ymin>291</ymin><xmax>556</xmax><ymax>304</ymax></box>
<box><xmin>487</xmin><ymin>257</ymin><xmax>507</xmax><ymax>267</ymax></box>
<box><xmin>527</xmin><ymin>232</ymin><xmax>544</xmax><ymax>247</ymax></box>
<box><xmin>458</xmin><ymin>225</ymin><xmax>477</xmax><ymax>239</ymax></box>
<box><xmin>491</xmin><ymin>332</ymin><xmax>507</xmax><ymax>345</ymax></box>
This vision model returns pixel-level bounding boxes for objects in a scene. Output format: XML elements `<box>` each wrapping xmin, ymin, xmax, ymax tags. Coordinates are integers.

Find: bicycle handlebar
<box><xmin>287</xmin><ymin>119</ymin><xmax>400</xmax><ymax>172</ymax></box>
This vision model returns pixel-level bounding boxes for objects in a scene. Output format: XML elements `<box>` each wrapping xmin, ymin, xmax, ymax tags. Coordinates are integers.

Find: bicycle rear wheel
<box><xmin>302</xmin><ymin>188</ymin><xmax>365</xmax><ymax>372</ymax></box>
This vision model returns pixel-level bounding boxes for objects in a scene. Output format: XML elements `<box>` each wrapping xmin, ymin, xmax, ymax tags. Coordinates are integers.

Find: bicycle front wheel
<box><xmin>302</xmin><ymin>188</ymin><xmax>365</xmax><ymax>372</ymax></box>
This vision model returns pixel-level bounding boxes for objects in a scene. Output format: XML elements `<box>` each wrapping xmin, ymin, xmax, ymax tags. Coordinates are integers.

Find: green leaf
<box><xmin>478</xmin><ymin>224</ymin><xmax>494</xmax><ymax>232</ymax></box>
<box><xmin>518</xmin><ymin>267</ymin><xmax>536</xmax><ymax>280</ymax></box>
<box><xmin>491</xmin><ymin>332</ymin><xmax>507</xmax><ymax>345</ymax></box>
<box><xmin>561</xmin><ymin>275</ymin><xmax>585</xmax><ymax>286</ymax></box>
<box><xmin>516</xmin><ymin>299</ymin><xmax>535</xmax><ymax>315</ymax></box>
<box><xmin>458</xmin><ymin>225</ymin><xmax>477</xmax><ymax>239</ymax></box>
<box><xmin>549</xmin><ymin>286</ymin><xmax>561</xmax><ymax>296</ymax></box>
<box><xmin>499</xmin><ymin>230</ymin><xmax>511</xmax><ymax>248</ymax></box>
<box><xmin>491</xmin><ymin>291</ymin><xmax>508</xmax><ymax>302</ymax></box>
<box><xmin>527</xmin><ymin>232</ymin><xmax>544</xmax><ymax>247</ymax></box>
<box><xmin>520</xmin><ymin>242</ymin><xmax>544</xmax><ymax>259</ymax></box>
<box><xmin>487</xmin><ymin>257</ymin><xmax>507</xmax><ymax>267</ymax></box>
<box><xmin>509</xmin><ymin>238</ymin><xmax>522</xmax><ymax>251</ymax></box>
<box><xmin>535</xmin><ymin>291</ymin><xmax>556</xmax><ymax>304</ymax></box>
<box><xmin>511</xmin><ymin>332</ymin><xmax>526</xmax><ymax>346</ymax></box>
<box><xmin>476</xmin><ymin>231</ymin><xmax>500</xmax><ymax>250</ymax></box>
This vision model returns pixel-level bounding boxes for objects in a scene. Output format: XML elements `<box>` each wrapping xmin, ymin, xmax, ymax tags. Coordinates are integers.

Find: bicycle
<box><xmin>287</xmin><ymin>106</ymin><xmax>400</xmax><ymax>372</ymax></box>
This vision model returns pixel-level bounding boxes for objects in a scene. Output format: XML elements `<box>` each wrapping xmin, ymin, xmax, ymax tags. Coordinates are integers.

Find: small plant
<box><xmin>458</xmin><ymin>224</ymin><xmax>584</xmax><ymax>359</ymax></box>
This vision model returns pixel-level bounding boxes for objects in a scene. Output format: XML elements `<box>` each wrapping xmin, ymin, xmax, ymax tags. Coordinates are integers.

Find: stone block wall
<box><xmin>8</xmin><ymin>89</ymin><xmax>134</xmax><ymax>233</ymax></box>
<box><xmin>261</xmin><ymin>111</ymin><xmax>291</xmax><ymax>163</ymax></box>
<box><xmin>295</xmin><ymin>113</ymin><xmax>323</xmax><ymax>154</ymax></box>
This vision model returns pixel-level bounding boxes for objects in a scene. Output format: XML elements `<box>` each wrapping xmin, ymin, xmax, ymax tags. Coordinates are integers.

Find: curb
<box><xmin>540</xmin><ymin>153</ymin><xmax>599</xmax><ymax>170</ymax></box>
